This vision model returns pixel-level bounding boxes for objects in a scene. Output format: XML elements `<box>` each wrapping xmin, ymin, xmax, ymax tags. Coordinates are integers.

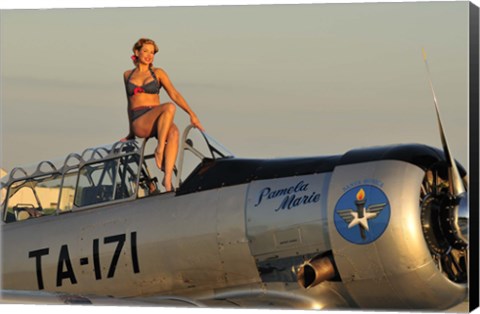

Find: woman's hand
<box><xmin>190</xmin><ymin>114</ymin><xmax>205</xmax><ymax>132</ymax></box>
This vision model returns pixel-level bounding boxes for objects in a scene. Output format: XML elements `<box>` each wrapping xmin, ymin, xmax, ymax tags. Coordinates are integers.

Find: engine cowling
<box><xmin>326</xmin><ymin>147</ymin><xmax>467</xmax><ymax>309</ymax></box>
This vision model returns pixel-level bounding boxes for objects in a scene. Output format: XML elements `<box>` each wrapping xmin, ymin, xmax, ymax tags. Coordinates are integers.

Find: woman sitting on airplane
<box><xmin>122</xmin><ymin>38</ymin><xmax>204</xmax><ymax>192</ymax></box>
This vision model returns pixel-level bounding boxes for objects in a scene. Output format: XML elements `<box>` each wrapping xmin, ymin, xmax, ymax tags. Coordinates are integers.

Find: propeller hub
<box><xmin>451</xmin><ymin>194</ymin><xmax>468</xmax><ymax>245</ymax></box>
<box><xmin>420</xmin><ymin>190</ymin><xmax>468</xmax><ymax>283</ymax></box>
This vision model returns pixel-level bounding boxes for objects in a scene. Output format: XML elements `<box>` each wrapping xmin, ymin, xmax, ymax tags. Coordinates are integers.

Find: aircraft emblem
<box><xmin>334</xmin><ymin>185</ymin><xmax>390</xmax><ymax>245</ymax></box>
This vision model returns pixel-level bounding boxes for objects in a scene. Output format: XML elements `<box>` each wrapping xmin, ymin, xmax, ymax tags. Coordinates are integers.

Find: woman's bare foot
<box><xmin>148</xmin><ymin>180</ymin><xmax>157</xmax><ymax>194</ymax></box>
<box><xmin>162</xmin><ymin>177</ymin><xmax>173</xmax><ymax>192</ymax></box>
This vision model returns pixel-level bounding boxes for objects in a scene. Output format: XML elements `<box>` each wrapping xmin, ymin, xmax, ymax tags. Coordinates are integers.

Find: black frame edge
<box><xmin>469</xmin><ymin>1</ymin><xmax>479</xmax><ymax>312</ymax></box>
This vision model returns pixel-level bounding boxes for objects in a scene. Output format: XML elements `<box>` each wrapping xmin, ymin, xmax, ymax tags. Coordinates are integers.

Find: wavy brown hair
<box><xmin>132</xmin><ymin>38</ymin><xmax>159</xmax><ymax>66</ymax></box>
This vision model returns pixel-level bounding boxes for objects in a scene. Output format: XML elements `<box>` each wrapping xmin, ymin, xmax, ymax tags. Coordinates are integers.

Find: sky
<box><xmin>0</xmin><ymin>0</ymin><xmax>473</xmax><ymax>174</ymax></box>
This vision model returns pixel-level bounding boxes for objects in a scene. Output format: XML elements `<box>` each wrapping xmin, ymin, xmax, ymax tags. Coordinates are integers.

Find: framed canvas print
<box><xmin>1</xmin><ymin>1</ymin><xmax>478</xmax><ymax>313</ymax></box>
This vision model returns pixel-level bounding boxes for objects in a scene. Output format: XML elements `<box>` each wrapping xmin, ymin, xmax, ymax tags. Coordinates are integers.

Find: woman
<box><xmin>123</xmin><ymin>38</ymin><xmax>204</xmax><ymax>192</ymax></box>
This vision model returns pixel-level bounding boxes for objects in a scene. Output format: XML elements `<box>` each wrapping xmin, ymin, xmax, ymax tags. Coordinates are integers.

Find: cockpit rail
<box><xmin>1</xmin><ymin>125</ymin><xmax>234</xmax><ymax>224</ymax></box>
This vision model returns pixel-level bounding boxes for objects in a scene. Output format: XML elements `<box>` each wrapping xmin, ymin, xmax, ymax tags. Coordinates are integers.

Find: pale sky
<box><xmin>0</xmin><ymin>1</ymin><xmax>472</xmax><ymax>172</ymax></box>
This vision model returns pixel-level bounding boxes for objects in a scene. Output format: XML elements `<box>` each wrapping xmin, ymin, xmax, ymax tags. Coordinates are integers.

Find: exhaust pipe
<box><xmin>297</xmin><ymin>254</ymin><xmax>337</xmax><ymax>289</ymax></box>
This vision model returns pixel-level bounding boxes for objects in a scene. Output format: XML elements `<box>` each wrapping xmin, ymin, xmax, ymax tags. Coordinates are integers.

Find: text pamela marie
<box><xmin>254</xmin><ymin>181</ymin><xmax>321</xmax><ymax>212</ymax></box>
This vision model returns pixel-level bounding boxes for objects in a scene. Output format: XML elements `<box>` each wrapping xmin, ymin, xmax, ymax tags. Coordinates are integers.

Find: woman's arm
<box><xmin>122</xmin><ymin>70</ymin><xmax>135</xmax><ymax>141</ymax></box>
<box><xmin>157</xmin><ymin>68</ymin><xmax>205</xmax><ymax>131</ymax></box>
<box><xmin>124</xmin><ymin>110</ymin><xmax>135</xmax><ymax>140</ymax></box>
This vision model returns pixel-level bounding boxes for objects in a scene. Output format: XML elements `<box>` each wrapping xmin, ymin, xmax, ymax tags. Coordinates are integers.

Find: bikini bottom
<box><xmin>130</xmin><ymin>106</ymin><xmax>156</xmax><ymax>122</ymax></box>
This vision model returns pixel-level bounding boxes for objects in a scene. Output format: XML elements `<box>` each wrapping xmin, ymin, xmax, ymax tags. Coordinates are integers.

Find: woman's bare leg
<box><xmin>162</xmin><ymin>124</ymin><xmax>179</xmax><ymax>192</ymax></box>
<box><xmin>131</xmin><ymin>103</ymin><xmax>176</xmax><ymax>171</ymax></box>
<box><xmin>154</xmin><ymin>103</ymin><xmax>176</xmax><ymax>170</ymax></box>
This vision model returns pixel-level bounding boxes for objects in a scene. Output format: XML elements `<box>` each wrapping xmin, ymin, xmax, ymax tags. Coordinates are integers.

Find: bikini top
<box><xmin>125</xmin><ymin>68</ymin><xmax>162</xmax><ymax>96</ymax></box>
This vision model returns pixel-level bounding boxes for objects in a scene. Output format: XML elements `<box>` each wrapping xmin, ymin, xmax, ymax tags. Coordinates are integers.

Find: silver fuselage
<box><xmin>1</xmin><ymin>150</ymin><xmax>467</xmax><ymax>310</ymax></box>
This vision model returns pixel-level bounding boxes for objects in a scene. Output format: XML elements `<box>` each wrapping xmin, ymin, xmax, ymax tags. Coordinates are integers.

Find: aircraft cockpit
<box><xmin>0</xmin><ymin>125</ymin><xmax>233</xmax><ymax>223</ymax></box>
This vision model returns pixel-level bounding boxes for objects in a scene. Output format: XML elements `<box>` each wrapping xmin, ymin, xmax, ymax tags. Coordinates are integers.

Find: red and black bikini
<box><xmin>125</xmin><ymin>68</ymin><xmax>163</xmax><ymax>122</ymax></box>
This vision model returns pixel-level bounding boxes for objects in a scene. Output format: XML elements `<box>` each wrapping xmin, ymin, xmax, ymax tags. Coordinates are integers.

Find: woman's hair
<box><xmin>132</xmin><ymin>38</ymin><xmax>159</xmax><ymax>66</ymax></box>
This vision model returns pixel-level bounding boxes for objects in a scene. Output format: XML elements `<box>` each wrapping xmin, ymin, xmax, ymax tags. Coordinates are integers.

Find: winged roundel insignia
<box><xmin>336</xmin><ymin>203</ymin><xmax>386</xmax><ymax>230</ymax></box>
<box><xmin>334</xmin><ymin>186</ymin><xmax>391</xmax><ymax>244</ymax></box>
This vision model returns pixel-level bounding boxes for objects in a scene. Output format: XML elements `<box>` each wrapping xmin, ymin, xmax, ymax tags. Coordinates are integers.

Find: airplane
<box><xmin>0</xmin><ymin>56</ymin><xmax>473</xmax><ymax>311</ymax></box>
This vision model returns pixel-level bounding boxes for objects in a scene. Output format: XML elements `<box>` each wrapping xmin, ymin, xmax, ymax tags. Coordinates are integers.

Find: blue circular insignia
<box><xmin>334</xmin><ymin>185</ymin><xmax>390</xmax><ymax>245</ymax></box>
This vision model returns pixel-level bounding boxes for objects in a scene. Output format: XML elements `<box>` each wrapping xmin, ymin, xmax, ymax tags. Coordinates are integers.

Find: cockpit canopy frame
<box><xmin>1</xmin><ymin>140</ymin><xmax>146</xmax><ymax>223</ymax></box>
<box><xmin>1</xmin><ymin>126</ymin><xmax>234</xmax><ymax>223</ymax></box>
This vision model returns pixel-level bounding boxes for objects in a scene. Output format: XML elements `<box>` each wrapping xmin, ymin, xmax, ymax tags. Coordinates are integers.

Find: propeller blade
<box><xmin>422</xmin><ymin>49</ymin><xmax>466</xmax><ymax>197</ymax></box>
